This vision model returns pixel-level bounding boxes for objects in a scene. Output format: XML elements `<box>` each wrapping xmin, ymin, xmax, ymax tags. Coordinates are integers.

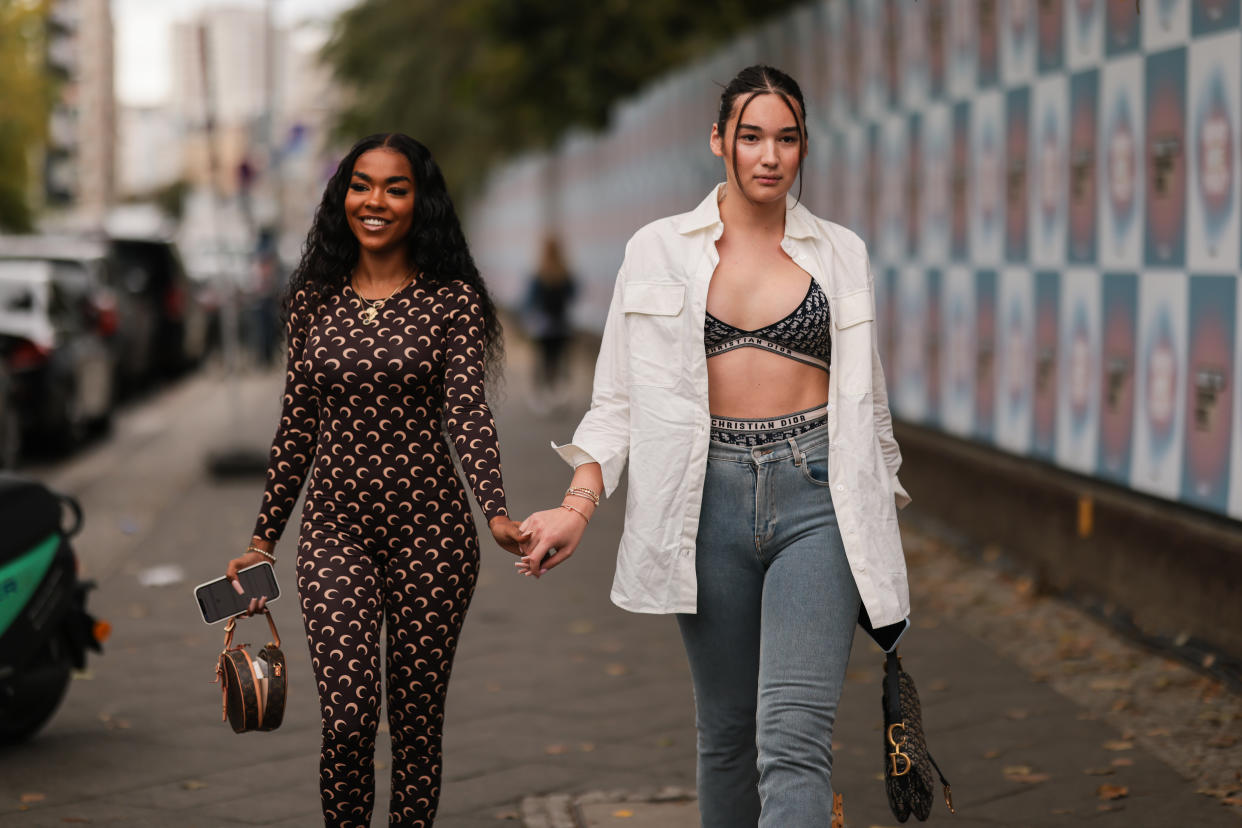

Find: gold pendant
<box><xmin>360</xmin><ymin>306</ymin><xmax>378</xmax><ymax>324</ymax></box>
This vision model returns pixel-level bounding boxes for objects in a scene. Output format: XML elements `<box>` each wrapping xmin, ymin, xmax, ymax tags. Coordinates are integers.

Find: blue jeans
<box><xmin>677</xmin><ymin>422</ymin><xmax>860</xmax><ymax>828</ymax></box>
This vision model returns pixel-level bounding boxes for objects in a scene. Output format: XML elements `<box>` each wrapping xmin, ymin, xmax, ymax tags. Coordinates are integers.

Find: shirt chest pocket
<box><xmin>831</xmin><ymin>288</ymin><xmax>875</xmax><ymax>396</ymax></box>
<box><xmin>623</xmin><ymin>281</ymin><xmax>685</xmax><ymax>388</ymax></box>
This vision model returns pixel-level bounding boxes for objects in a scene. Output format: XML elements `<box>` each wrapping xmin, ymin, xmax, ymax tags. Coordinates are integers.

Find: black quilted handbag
<box><xmin>882</xmin><ymin>649</ymin><xmax>954</xmax><ymax>822</ymax></box>
<box><xmin>214</xmin><ymin>608</ymin><xmax>287</xmax><ymax>733</ymax></box>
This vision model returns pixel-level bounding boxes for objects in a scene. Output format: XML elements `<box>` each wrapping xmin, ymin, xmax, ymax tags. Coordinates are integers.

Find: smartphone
<box><xmin>194</xmin><ymin>562</ymin><xmax>280</xmax><ymax>624</ymax></box>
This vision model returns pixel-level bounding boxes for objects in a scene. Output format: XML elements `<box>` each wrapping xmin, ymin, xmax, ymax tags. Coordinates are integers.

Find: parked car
<box><xmin>0</xmin><ymin>256</ymin><xmax>117</xmax><ymax>450</ymax></box>
<box><xmin>106</xmin><ymin>234</ymin><xmax>210</xmax><ymax>376</ymax></box>
<box><xmin>0</xmin><ymin>235</ymin><xmax>154</xmax><ymax>396</ymax></box>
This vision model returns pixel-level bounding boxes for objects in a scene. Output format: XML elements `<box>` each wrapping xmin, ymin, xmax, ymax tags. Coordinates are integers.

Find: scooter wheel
<box><xmin>0</xmin><ymin>663</ymin><xmax>71</xmax><ymax>745</ymax></box>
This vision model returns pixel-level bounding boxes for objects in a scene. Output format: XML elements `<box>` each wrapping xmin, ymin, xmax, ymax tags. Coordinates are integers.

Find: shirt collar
<box><xmin>673</xmin><ymin>183</ymin><xmax>820</xmax><ymax>240</ymax></box>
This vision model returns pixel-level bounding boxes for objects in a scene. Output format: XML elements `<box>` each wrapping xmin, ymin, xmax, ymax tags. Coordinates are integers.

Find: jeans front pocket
<box><xmin>800</xmin><ymin>445</ymin><xmax>832</xmax><ymax>487</ymax></box>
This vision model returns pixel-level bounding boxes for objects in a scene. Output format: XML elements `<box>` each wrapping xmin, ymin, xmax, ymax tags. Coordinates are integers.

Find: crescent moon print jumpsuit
<box><xmin>253</xmin><ymin>281</ymin><xmax>507</xmax><ymax>827</ymax></box>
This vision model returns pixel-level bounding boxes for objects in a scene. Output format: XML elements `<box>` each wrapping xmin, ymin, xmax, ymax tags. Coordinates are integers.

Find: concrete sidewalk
<box><xmin>0</xmin><ymin>345</ymin><xmax>1237</xmax><ymax>827</ymax></box>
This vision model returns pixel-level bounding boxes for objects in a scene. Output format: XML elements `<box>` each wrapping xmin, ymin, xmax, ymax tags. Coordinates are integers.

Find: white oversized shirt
<box><xmin>554</xmin><ymin>185</ymin><xmax>912</xmax><ymax>627</ymax></box>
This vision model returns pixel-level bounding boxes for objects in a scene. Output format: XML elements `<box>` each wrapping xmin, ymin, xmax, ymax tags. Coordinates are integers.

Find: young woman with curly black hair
<box><xmin>226</xmin><ymin>132</ymin><xmax>525</xmax><ymax>827</ymax></box>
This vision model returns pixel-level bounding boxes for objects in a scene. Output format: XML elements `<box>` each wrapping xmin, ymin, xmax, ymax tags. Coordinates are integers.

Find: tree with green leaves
<box><xmin>322</xmin><ymin>0</ymin><xmax>806</xmax><ymax>195</ymax></box>
<box><xmin>0</xmin><ymin>0</ymin><xmax>52</xmax><ymax>232</ymax></box>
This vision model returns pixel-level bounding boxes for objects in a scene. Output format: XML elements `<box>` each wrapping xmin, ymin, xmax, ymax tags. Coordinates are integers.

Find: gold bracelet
<box><xmin>246</xmin><ymin>544</ymin><xmax>276</xmax><ymax>563</ymax></box>
<box><xmin>565</xmin><ymin>487</ymin><xmax>600</xmax><ymax>506</ymax></box>
<box><xmin>559</xmin><ymin>503</ymin><xmax>590</xmax><ymax>524</ymax></box>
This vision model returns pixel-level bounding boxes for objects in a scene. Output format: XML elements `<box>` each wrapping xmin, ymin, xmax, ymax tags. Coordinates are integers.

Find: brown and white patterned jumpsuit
<box><xmin>253</xmin><ymin>280</ymin><xmax>507</xmax><ymax>827</ymax></box>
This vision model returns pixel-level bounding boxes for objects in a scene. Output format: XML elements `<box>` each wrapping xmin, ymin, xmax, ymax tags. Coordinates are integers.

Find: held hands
<box><xmin>515</xmin><ymin>500</ymin><xmax>592</xmax><ymax>578</ymax></box>
<box><xmin>488</xmin><ymin>515</ymin><xmax>527</xmax><ymax>557</ymax></box>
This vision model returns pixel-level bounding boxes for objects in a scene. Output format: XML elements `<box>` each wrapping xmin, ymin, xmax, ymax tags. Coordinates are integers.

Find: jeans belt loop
<box><xmin>788</xmin><ymin>434</ymin><xmax>802</xmax><ymax>467</ymax></box>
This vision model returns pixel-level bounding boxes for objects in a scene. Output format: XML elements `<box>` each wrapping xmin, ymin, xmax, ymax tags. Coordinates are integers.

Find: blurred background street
<box><xmin>1</xmin><ymin>0</ymin><xmax>1241</xmax><ymax>826</ymax></box>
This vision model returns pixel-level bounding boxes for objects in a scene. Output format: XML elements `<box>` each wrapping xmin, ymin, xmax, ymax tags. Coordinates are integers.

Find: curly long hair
<box><xmin>285</xmin><ymin>132</ymin><xmax>504</xmax><ymax>381</ymax></box>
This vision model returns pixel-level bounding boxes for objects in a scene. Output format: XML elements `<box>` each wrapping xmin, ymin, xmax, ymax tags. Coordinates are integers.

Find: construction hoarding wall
<box><xmin>468</xmin><ymin>0</ymin><xmax>1242</xmax><ymax>523</ymax></box>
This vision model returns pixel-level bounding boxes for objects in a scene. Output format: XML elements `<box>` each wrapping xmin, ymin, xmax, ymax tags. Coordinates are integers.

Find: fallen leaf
<box><xmin>1097</xmin><ymin>803</ymin><xmax>1124</xmax><ymax>812</ymax></box>
<box><xmin>612</xmin><ymin>810</ymin><xmax>634</xmax><ymax>818</ymax></box>
<box><xmin>20</xmin><ymin>793</ymin><xmax>46</xmax><ymax>804</ymax></box>
<box><xmin>1110</xmin><ymin>698</ymin><xmax>1131</xmax><ymax>713</ymax></box>
<box><xmin>544</xmin><ymin>744</ymin><xmax>568</xmax><ymax>755</ymax></box>
<box><xmin>656</xmin><ymin>736</ymin><xmax>675</xmax><ymax>748</ymax></box>
<box><xmin>983</xmin><ymin>749</ymin><xmax>1000</xmax><ymax>759</ymax></box>
<box><xmin>1145</xmin><ymin>727</ymin><xmax>1172</xmax><ymax>737</ymax></box>
<box><xmin>1003</xmin><ymin>765</ymin><xmax>1050</xmax><ymax>784</ymax></box>
<box><xmin>494</xmin><ymin>809</ymin><xmax>520</xmax><ymax>820</ymax></box>
<box><xmin>1097</xmin><ymin>785</ymin><xmax>1129</xmax><ymax>800</ymax></box>
<box><xmin>1011</xmin><ymin>773</ymin><xmax>1051</xmax><ymax>784</ymax></box>
<box><xmin>1111</xmin><ymin>757</ymin><xmax>1134</xmax><ymax>767</ymax></box>
<box><xmin>1051</xmin><ymin>809</ymin><xmax>1074</xmax><ymax>815</ymax></box>
<box><xmin>1006</xmin><ymin>709</ymin><xmax>1030</xmax><ymax>720</ymax></box>
<box><xmin>1083</xmin><ymin>767</ymin><xmax>1115</xmax><ymax>776</ymax></box>
<box><xmin>1208</xmin><ymin>734</ymin><xmax>1238</xmax><ymax>749</ymax></box>
<box><xmin>605</xmin><ymin>663</ymin><xmax>628</xmax><ymax>677</ymax></box>
<box><xmin>181</xmin><ymin>781</ymin><xmax>207</xmax><ymax>791</ymax></box>
<box><xmin>1102</xmin><ymin>740</ymin><xmax>1134</xmax><ymax>751</ymax></box>
<box><xmin>928</xmin><ymin>679</ymin><xmax>949</xmax><ymax>692</ymax></box>
<box><xmin>486</xmin><ymin>682</ymin><xmax>502</xmax><ymax>693</ymax></box>
<box><xmin>579</xmin><ymin>742</ymin><xmax>595</xmax><ymax>752</ymax></box>
<box><xmin>568</xmin><ymin>620</ymin><xmax>594</xmax><ymax>634</ymax></box>
<box><xmin>1222</xmin><ymin>796</ymin><xmax>1242</xmax><ymax>807</ymax></box>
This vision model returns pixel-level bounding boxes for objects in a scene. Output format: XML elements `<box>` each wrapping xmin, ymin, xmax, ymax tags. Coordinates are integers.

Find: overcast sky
<box><xmin>113</xmin><ymin>0</ymin><xmax>357</xmax><ymax>106</ymax></box>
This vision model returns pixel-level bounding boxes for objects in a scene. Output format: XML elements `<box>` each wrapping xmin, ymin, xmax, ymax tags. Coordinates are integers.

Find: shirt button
<box><xmin>835</xmin><ymin>484</ymin><xmax>845</xmax><ymax>492</ymax></box>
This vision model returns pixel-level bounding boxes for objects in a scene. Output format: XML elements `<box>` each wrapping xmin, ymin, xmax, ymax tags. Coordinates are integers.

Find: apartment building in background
<box><xmin>44</xmin><ymin>0</ymin><xmax>115</xmax><ymax>225</ymax></box>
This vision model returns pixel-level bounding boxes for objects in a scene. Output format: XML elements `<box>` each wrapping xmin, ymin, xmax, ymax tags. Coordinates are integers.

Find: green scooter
<box><xmin>0</xmin><ymin>474</ymin><xmax>108</xmax><ymax>744</ymax></box>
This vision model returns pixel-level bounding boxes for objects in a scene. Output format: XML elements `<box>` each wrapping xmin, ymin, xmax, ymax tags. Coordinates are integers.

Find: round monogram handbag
<box><xmin>214</xmin><ymin>608</ymin><xmax>287</xmax><ymax>733</ymax></box>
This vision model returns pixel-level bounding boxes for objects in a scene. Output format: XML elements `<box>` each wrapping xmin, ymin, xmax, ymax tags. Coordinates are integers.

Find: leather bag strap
<box><xmin>884</xmin><ymin>649</ymin><xmax>902</xmax><ymax>723</ymax></box>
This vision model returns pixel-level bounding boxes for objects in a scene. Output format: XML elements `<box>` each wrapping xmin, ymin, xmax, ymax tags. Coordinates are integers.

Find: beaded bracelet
<box><xmin>565</xmin><ymin>487</ymin><xmax>601</xmax><ymax>506</ymax></box>
<box><xmin>246</xmin><ymin>544</ymin><xmax>276</xmax><ymax>563</ymax></box>
<box><xmin>559</xmin><ymin>503</ymin><xmax>590</xmax><ymax>524</ymax></box>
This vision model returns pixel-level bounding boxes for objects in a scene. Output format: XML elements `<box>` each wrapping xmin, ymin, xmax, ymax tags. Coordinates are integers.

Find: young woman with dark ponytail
<box><xmin>225</xmin><ymin>133</ymin><xmax>525</xmax><ymax>827</ymax></box>
<box><xmin>518</xmin><ymin>66</ymin><xmax>913</xmax><ymax>826</ymax></box>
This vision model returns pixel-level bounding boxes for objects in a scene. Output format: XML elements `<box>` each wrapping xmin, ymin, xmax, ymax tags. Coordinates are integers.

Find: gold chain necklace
<box><xmin>354</xmin><ymin>273</ymin><xmax>412</xmax><ymax>325</ymax></box>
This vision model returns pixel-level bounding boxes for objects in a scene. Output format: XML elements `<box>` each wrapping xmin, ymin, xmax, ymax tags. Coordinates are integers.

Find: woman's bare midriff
<box><xmin>707</xmin><ymin>348</ymin><xmax>829</xmax><ymax>419</ymax></box>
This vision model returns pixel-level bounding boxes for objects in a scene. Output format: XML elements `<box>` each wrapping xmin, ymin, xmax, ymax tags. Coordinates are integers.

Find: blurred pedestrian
<box><xmin>225</xmin><ymin>132</ymin><xmax>525</xmax><ymax>827</ymax></box>
<box><xmin>521</xmin><ymin>235</ymin><xmax>577</xmax><ymax>406</ymax></box>
<box><xmin>516</xmin><ymin>65</ymin><xmax>912</xmax><ymax>827</ymax></box>
<box><xmin>248</xmin><ymin>244</ymin><xmax>282</xmax><ymax>366</ymax></box>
